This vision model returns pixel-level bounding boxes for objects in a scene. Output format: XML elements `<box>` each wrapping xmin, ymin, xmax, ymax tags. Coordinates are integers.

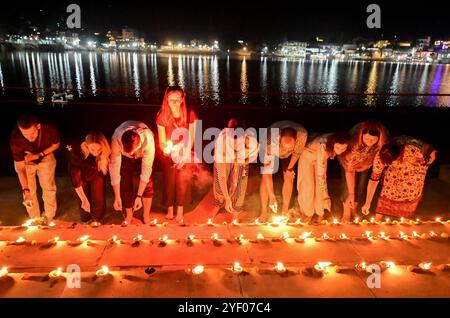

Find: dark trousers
<box><xmin>80</xmin><ymin>173</ymin><xmax>106</xmax><ymax>223</ymax></box>
<box><xmin>120</xmin><ymin>156</ymin><xmax>153</xmax><ymax>209</ymax></box>
<box><xmin>161</xmin><ymin>155</ymin><xmax>189</xmax><ymax>207</ymax></box>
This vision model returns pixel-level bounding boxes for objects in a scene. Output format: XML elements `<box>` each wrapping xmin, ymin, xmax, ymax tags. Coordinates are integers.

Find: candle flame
<box><xmin>187</xmin><ymin>235</ymin><xmax>195</xmax><ymax>241</ymax></box>
<box><xmin>282</xmin><ymin>232</ymin><xmax>290</xmax><ymax>240</ymax></box>
<box><xmin>364</xmin><ymin>231</ymin><xmax>373</xmax><ymax>239</ymax></box>
<box><xmin>315</xmin><ymin>262</ymin><xmax>332</xmax><ymax>271</ymax></box>
<box><xmin>160</xmin><ymin>235</ymin><xmax>168</xmax><ymax>242</ymax></box>
<box><xmin>419</xmin><ymin>262</ymin><xmax>432</xmax><ymax>270</ymax></box>
<box><xmin>275</xmin><ymin>262</ymin><xmax>286</xmax><ymax>273</ymax></box>
<box><xmin>48</xmin><ymin>221</ymin><xmax>56</xmax><ymax>227</ymax></box>
<box><xmin>322</xmin><ymin>232</ymin><xmax>330</xmax><ymax>239</ymax></box>
<box><xmin>78</xmin><ymin>235</ymin><xmax>90</xmax><ymax>242</ymax></box>
<box><xmin>96</xmin><ymin>265</ymin><xmax>110</xmax><ymax>276</ymax></box>
<box><xmin>339</xmin><ymin>233</ymin><xmax>349</xmax><ymax>240</ymax></box>
<box><xmin>192</xmin><ymin>265</ymin><xmax>204</xmax><ymax>275</ymax></box>
<box><xmin>381</xmin><ymin>261</ymin><xmax>395</xmax><ymax>268</ymax></box>
<box><xmin>257</xmin><ymin>233</ymin><xmax>265</xmax><ymax>240</ymax></box>
<box><xmin>429</xmin><ymin>231</ymin><xmax>437</xmax><ymax>237</ymax></box>
<box><xmin>163</xmin><ymin>140</ymin><xmax>173</xmax><ymax>155</ymax></box>
<box><xmin>295</xmin><ymin>218</ymin><xmax>302</xmax><ymax>224</ymax></box>
<box><xmin>16</xmin><ymin>237</ymin><xmax>26</xmax><ymax>243</ymax></box>
<box><xmin>333</xmin><ymin>218</ymin><xmax>339</xmax><ymax>225</ymax></box>
<box><xmin>211</xmin><ymin>233</ymin><xmax>219</xmax><ymax>241</ymax></box>
<box><xmin>302</xmin><ymin>231</ymin><xmax>312</xmax><ymax>240</ymax></box>
<box><xmin>353</xmin><ymin>217</ymin><xmax>360</xmax><ymax>224</ymax></box>
<box><xmin>0</xmin><ymin>267</ymin><xmax>8</xmax><ymax>277</ymax></box>
<box><xmin>370</xmin><ymin>217</ymin><xmax>375</xmax><ymax>223</ymax></box>
<box><xmin>207</xmin><ymin>218</ymin><xmax>213</xmax><ymax>225</ymax></box>
<box><xmin>232</xmin><ymin>262</ymin><xmax>243</xmax><ymax>273</ymax></box>
<box><xmin>151</xmin><ymin>219</ymin><xmax>158</xmax><ymax>225</ymax></box>
<box><xmin>134</xmin><ymin>234</ymin><xmax>143</xmax><ymax>241</ymax></box>
<box><xmin>269</xmin><ymin>203</ymin><xmax>278</xmax><ymax>214</ymax></box>
<box><xmin>49</xmin><ymin>267</ymin><xmax>63</xmax><ymax>278</ymax></box>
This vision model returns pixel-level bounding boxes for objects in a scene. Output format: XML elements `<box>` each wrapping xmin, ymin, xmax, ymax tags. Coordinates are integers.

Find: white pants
<box><xmin>297</xmin><ymin>153</ymin><xmax>325</xmax><ymax>217</ymax></box>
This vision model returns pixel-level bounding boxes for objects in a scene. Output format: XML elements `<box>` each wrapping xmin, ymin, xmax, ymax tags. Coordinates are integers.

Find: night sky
<box><xmin>1</xmin><ymin>0</ymin><xmax>450</xmax><ymax>46</ymax></box>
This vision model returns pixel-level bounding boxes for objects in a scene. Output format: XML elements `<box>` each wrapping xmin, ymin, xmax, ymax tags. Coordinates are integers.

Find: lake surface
<box><xmin>1</xmin><ymin>51</ymin><xmax>450</xmax><ymax>107</ymax></box>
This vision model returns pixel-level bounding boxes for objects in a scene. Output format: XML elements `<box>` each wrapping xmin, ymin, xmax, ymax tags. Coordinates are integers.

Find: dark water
<box><xmin>1</xmin><ymin>51</ymin><xmax>450</xmax><ymax>107</ymax></box>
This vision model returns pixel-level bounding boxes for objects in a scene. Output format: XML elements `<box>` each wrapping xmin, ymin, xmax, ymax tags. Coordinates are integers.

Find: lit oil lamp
<box><xmin>353</xmin><ymin>217</ymin><xmax>360</xmax><ymax>225</ymax></box>
<box><xmin>384</xmin><ymin>217</ymin><xmax>391</xmax><ymax>225</ymax></box>
<box><xmin>90</xmin><ymin>221</ymin><xmax>100</xmax><ymax>228</ymax></box>
<box><xmin>429</xmin><ymin>231</ymin><xmax>438</xmax><ymax>239</ymax></box>
<box><xmin>370</xmin><ymin>217</ymin><xmax>377</xmax><ymax>224</ymax></box>
<box><xmin>191</xmin><ymin>265</ymin><xmax>204</xmax><ymax>275</ymax></box>
<box><xmin>412</xmin><ymin>231</ymin><xmax>421</xmax><ymax>239</ymax></box>
<box><xmin>379</xmin><ymin>261</ymin><xmax>395</xmax><ymax>271</ymax></box>
<box><xmin>77</xmin><ymin>235</ymin><xmax>90</xmax><ymax>244</ymax></box>
<box><xmin>302</xmin><ymin>231</ymin><xmax>313</xmax><ymax>240</ymax></box>
<box><xmin>415</xmin><ymin>218</ymin><xmax>421</xmax><ymax>225</ymax></box>
<box><xmin>108</xmin><ymin>235</ymin><xmax>119</xmax><ymax>244</ymax></box>
<box><xmin>313</xmin><ymin>262</ymin><xmax>332</xmax><ymax>275</ymax></box>
<box><xmin>150</xmin><ymin>219</ymin><xmax>158</xmax><ymax>226</ymax></box>
<box><xmin>207</xmin><ymin>218</ymin><xmax>214</xmax><ymax>226</ymax></box>
<box><xmin>0</xmin><ymin>267</ymin><xmax>8</xmax><ymax>278</ymax></box>
<box><xmin>321</xmin><ymin>232</ymin><xmax>331</xmax><ymax>240</ymax></box>
<box><xmin>377</xmin><ymin>232</ymin><xmax>388</xmax><ymax>240</ymax></box>
<box><xmin>332</xmin><ymin>218</ymin><xmax>340</xmax><ymax>225</ymax></box>
<box><xmin>211</xmin><ymin>233</ymin><xmax>219</xmax><ymax>241</ymax></box>
<box><xmin>231</xmin><ymin>262</ymin><xmax>243</xmax><ymax>274</ymax></box>
<box><xmin>186</xmin><ymin>234</ymin><xmax>195</xmax><ymax>241</ymax></box>
<box><xmin>48</xmin><ymin>236</ymin><xmax>60</xmax><ymax>245</ymax></box>
<box><xmin>419</xmin><ymin>262</ymin><xmax>432</xmax><ymax>271</ymax></box>
<box><xmin>14</xmin><ymin>237</ymin><xmax>27</xmax><ymax>245</ymax></box>
<box><xmin>269</xmin><ymin>202</ymin><xmax>278</xmax><ymax>214</ymax></box>
<box><xmin>400</xmin><ymin>217</ymin><xmax>405</xmax><ymax>224</ymax></box>
<box><xmin>235</xmin><ymin>234</ymin><xmax>245</xmax><ymax>243</ymax></box>
<box><xmin>295</xmin><ymin>218</ymin><xmax>302</xmax><ymax>225</ymax></box>
<box><xmin>274</xmin><ymin>262</ymin><xmax>287</xmax><ymax>274</ymax></box>
<box><xmin>232</xmin><ymin>219</ymin><xmax>239</xmax><ymax>226</ymax></box>
<box><xmin>441</xmin><ymin>232</ymin><xmax>449</xmax><ymax>239</ymax></box>
<box><xmin>271</xmin><ymin>216</ymin><xmax>287</xmax><ymax>227</ymax></box>
<box><xmin>49</xmin><ymin>267</ymin><xmax>63</xmax><ymax>278</ymax></box>
<box><xmin>435</xmin><ymin>217</ymin><xmax>443</xmax><ymax>224</ymax></box>
<box><xmin>158</xmin><ymin>235</ymin><xmax>169</xmax><ymax>246</ymax></box>
<box><xmin>281</xmin><ymin>232</ymin><xmax>290</xmax><ymax>241</ymax></box>
<box><xmin>363</xmin><ymin>231</ymin><xmax>373</xmax><ymax>240</ymax></box>
<box><xmin>95</xmin><ymin>265</ymin><xmax>110</xmax><ymax>277</ymax></box>
<box><xmin>398</xmin><ymin>231</ymin><xmax>409</xmax><ymax>240</ymax></box>
<box><xmin>355</xmin><ymin>262</ymin><xmax>367</xmax><ymax>272</ymax></box>
<box><xmin>163</xmin><ymin>140</ymin><xmax>173</xmax><ymax>155</ymax></box>
<box><xmin>256</xmin><ymin>233</ymin><xmax>265</xmax><ymax>241</ymax></box>
<box><xmin>22</xmin><ymin>219</ymin><xmax>36</xmax><ymax>229</ymax></box>
<box><xmin>254</xmin><ymin>218</ymin><xmax>260</xmax><ymax>225</ymax></box>
<box><xmin>339</xmin><ymin>233</ymin><xmax>350</xmax><ymax>240</ymax></box>
<box><xmin>134</xmin><ymin>234</ymin><xmax>143</xmax><ymax>242</ymax></box>
<box><xmin>361</xmin><ymin>219</ymin><xmax>369</xmax><ymax>225</ymax></box>
<box><xmin>48</xmin><ymin>221</ymin><xmax>56</xmax><ymax>227</ymax></box>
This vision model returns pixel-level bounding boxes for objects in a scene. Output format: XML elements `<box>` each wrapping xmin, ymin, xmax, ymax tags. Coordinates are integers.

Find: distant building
<box><xmin>416</xmin><ymin>37</ymin><xmax>431</xmax><ymax>51</ymax></box>
<box><xmin>274</xmin><ymin>41</ymin><xmax>307</xmax><ymax>57</ymax></box>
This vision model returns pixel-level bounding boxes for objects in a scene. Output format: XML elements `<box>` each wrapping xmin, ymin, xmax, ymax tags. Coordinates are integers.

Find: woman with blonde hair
<box><xmin>156</xmin><ymin>85</ymin><xmax>198</xmax><ymax>223</ymax></box>
<box><xmin>67</xmin><ymin>131</ymin><xmax>111</xmax><ymax>224</ymax></box>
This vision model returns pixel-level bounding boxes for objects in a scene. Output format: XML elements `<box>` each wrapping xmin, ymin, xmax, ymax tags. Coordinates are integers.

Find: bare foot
<box><xmin>258</xmin><ymin>213</ymin><xmax>268</xmax><ymax>223</ymax></box>
<box><xmin>166</xmin><ymin>207</ymin><xmax>174</xmax><ymax>220</ymax></box>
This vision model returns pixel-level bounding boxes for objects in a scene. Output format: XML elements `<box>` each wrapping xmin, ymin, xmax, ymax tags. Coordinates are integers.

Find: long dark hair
<box><xmin>325</xmin><ymin>131</ymin><xmax>352</xmax><ymax>156</ymax></box>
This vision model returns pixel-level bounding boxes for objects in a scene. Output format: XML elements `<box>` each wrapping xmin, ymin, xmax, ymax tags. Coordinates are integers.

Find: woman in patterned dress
<box><xmin>211</xmin><ymin>119</ymin><xmax>259</xmax><ymax>222</ymax></box>
<box><xmin>361</xmin><ymin>136</ymin><xmax>437</xmax><ymax>221</ymax></box>
<box><xmin>338</xmin><ymin>120</ymin><xmax>389</xmax><ymax>222</ymax></box>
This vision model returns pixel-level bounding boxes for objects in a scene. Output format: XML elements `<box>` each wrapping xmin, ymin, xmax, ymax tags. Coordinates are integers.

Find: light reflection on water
<box><xmin>0</xmin><ymin>51</ymin><xmax>449</xmax><ymax>107</ymax></box>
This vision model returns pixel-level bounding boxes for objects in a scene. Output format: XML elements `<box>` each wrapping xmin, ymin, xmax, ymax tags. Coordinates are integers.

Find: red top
<box><xmin>156</xmin><ymin>109</ymin><xmax>198</xmax><ymax>143</ymax></box>
<box><xmin>10</xmin><ymin>123</ymin><xmax>60</xmax><ymax>163</ymax></box>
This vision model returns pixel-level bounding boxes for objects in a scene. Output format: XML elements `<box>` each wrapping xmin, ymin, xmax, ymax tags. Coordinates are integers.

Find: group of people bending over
<box><xmin>10</xmin><ymin>85</ymin><xmax>437</xmax><ymax>226</ymax></box>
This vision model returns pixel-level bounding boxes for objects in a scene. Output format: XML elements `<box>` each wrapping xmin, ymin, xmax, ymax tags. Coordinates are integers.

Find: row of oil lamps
<box><xmin>2</xmin><ymin>228</ymin><xmax>448</xmax><ymax>247</ymax></box>
<box><xmin>1</xmin><ymin>262</ymin><xmax>450</xmax><ymax>281</ymax></box>
<box><xmin>10</xmin><ymin>216</ymin><xmax>450</xmax><ymax>231</ymax></box>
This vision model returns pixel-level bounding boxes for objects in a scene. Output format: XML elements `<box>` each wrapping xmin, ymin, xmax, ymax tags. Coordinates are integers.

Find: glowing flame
<box><xmin>370</xmin><ymin>217</ymin><xmax>376</xmax><ymax>224</ymax></box>
<box><xmin>364</xmin><ymin>231</ymin><xmax>373</xmax><ymax>239</ymax></box>
<box><xmin>435</xmin><ymin>217</ymin><xmax>442</xmax><ymax>223</ymax></box>
<box><xmin>269</xmin><ymin>202</ymin><xmax>278</xmax><ymax>214</ymax></box>
<box><xmin>295</xmin><ymin>218</ymin><xmax>302</xmax><ymax>225</ymax></box>
<box><xmin>211</xmin><ymin>233</ymin><xmax>219</xmax><ymax>241</ymax></box>
<box><xmin>302</xmin><ymin>232</ymin><xmax>312</xmax><ymax>240</ymax></box>
<box><xmin>272</xmin><ymin>216</ymin><xmax>288</xmax><ymax>226</ymax></box>
<box><xmin>400</xmin><ymin>217</ymin><xmax>405</xmax><ymax>223</ymax></box>
<box><xmin>419</xmin><ymin>262</ymin><xmax>432</xmax><ymax>270</ymax></box>
<box><xmin>398</xmin><ymin>231</ymin><xmax>409</xmax><ymax>240</ymax></box>
<box><xmin>275</xmin><ymin>262</ymin><xmax>286</xmax><ymax>273</ymax></box>
<box><xmin>133</xmin><ymin>234</ymin><xmax>143</xmax><ymax>242</ymax></box>
<box><xmin>110</xmin><ymin>235</ymin><xmax>118</xmax><ymax>243</ymax></box>
<box><xmin>16</xmin><ymin>237</ymin><xmax>26</xmax><ymax>244</ymax></box>
<box><xmin>257</xmin><ymin>233</ymin><xmax>265</xmax><ymax>240</ymax></box>
<box><xmin>0</xmin><ymin>267</ymin><xmax>8</xmax><ymax>277</ymax></box>
<box><xmin>429</xmin><ymin>231</ymin><xmax>437</xmax><ymax>237</ymax></box>
<box><xmin>232</xmin><ymin>262</ymin><xmax>243</xmax><ymax>274</ymax></box>
<box><xmin>151</xmin><ymin>219</ymin><xmax>158</xmax><ymax>225</ymax></box>
<box><xmin>192</xmin><ymin>265</ymin><xmax>204</xmax><ymax>275</ymax></box>
<box><xmin>49</xmin><ymin>267</ymin><xmax>63</xmax><ymax>278</ymax></box>
<box><xmin>159</xmin><ymin>235</ymin><xmax>168</xmax><ymax>242</ymax></box>
<box><xmin>339</xmin><ymin>233</ymin><xmax>349</xmax><ymax>240</ymax></box>
<box><xmin>314</xmin><ymin>262</ymin><xmax>332</xmax><ymax>271</ymax></box>
<box><xmin>237</xmin><ymin>234</ymin><xmax>245</xmax><ymax>241</ymax></box>
<box><xmin>380</xmin><ymin>261</ymin><xmax>395</xmax><ymax>269</ymax></box>
<box><xmin>163</xmin><ymin>140</ymin><xmax>173</xmax><ymax>155</ymax></box>
<box><xmin>77</xmin><ymin>235</ymin><xmax>90</xmax><ymax>243</ymax></box>
<box><xmin>322</xmin><ymin>232</ymin><xmax>331</xmax><ymax>240</ymax></box>
<box><xmin>187</xmin><ymin>235</ymin><xmax>195</xmax><ymax>241</ymax></box>
<box><xmin>385</xmin><ymin>218</ymin><xmax>391</xmax><ymax>224</ymax></box>
<box><xmin>254</xmin><ymin>218</ymin><xmax>260</xmax><ymax>225</ymax></box>
<box><xmin>22</xmin><ymin>219</ymin><xmax>35</xmax><ymax>227</ymax></box>
<box><xmin>355</xmin><ymin>262</ymin><xmax>367</xmax><ymax>271</ymax></box>
<box><xmin>332</xmin><ymin>218</ymin><xmax>339</xmax><ymax>225</ymax></box>
<box><xmin>282</xmin><ymin>232</ymin><xmax>290</xmax><ymax>240</ymax></box>
<box><xmin>412</xmin><ymin>231</ymin><xmax>420</xmax><ymax>238</ymax></box>
<box><xmin>49</xmin><ymin>236</ymin><xmax>59</xmax><ymax>244</ymax></box>
<box><xmin>48</xmin><ymin>221</ymin><xmax>56</xmax><ymax>227</ymax></box>
<box><xmin>96</xmin><ymin>265</ymin><xmax>110</xmax><ymax>277</ymax></box>
<box><xmin>232</xmin><ymin>219</ymin><xmax>238</xmax><ymax>225</ymax></box>
<box><xmin>353</xmin><ymin>217</ymin><xmax>360</xmax><ymax>224</ymax></box>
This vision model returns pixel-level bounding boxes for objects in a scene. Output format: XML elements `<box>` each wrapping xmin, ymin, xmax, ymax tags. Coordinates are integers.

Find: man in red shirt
<box><xmin>10</xmin><ymin>114</ymin><xmax>60</xmax><ymax>224</ymax></box>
